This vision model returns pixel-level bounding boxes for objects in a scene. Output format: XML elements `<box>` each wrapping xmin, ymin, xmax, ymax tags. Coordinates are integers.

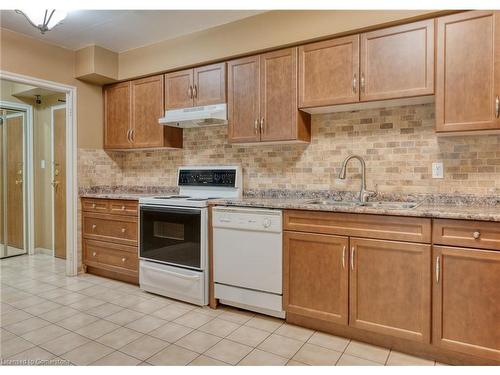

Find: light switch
<box><xmin>432</xmin><ymin>162</ymin><xmax>444</xmax><ymax>179</ymax></box>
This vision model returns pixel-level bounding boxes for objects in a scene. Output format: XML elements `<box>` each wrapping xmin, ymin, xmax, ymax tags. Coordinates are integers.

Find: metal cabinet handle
<box><xmin>121</xmin><ymin>205</ymin><xmax>126</xmax><ymax>211</ymax></box>
<box><xmin>188</xmin><ymin>86</ymin><xmax>193</xmax><ymax>99</ymax></box>
<box><xmin>352</xmin><ymin>74</ymin><xmax>357</xmax><ymax>94</ymax></box>
<box><xmin>122</xmin><ymin>257</ymin><xmax>126</xmax><ymax>263</ymax></box>
<box><xmin>121</xmin><ymin>228</ymin><xmax>126</xmax><ymax>233</ymax></box>
<box><xmin>350</xmin><ymin>246</ymin><xmax>355</xmax><ymax>270</ymax></box>
<box><xmin>473</xmin><ymin>231</ymin><xmax>481</xmax><ymax>239</ymax></box>
<box><xmin>15</xmin><ymin>180</ymin><xmax>23</xmax><ymax>185</ymax></box>
<box><xmin>360</xmin><ymin>73</ymin><xmax>365</xmax><ymax>93</ymax></box>
<box><xmin>495</xmin><ymin>96</ymin><xmax>499</xmax><ymax>118</ymax></box>
<box><xmin>92</xmin><ymin>203</ymin><xmax>96</xmax><ymax>209</ymax></box>
<box><xmin>435</xmin><ymin>256</ymin><xmax>440</xmax><ymax>283</ymax></box>
<box><xmin>92</xmin><ymin>224</ymin><xmax>97</xmax><ymax>230</ymax></box>
<box><xmin>130</xmin><ymin>129</ymin><xmax>135</xmax><ymax>142</ymax></box>
<box><xmin>193</xmin><ymin>84</ymin><xmax>198</xmax><ymax>99</ymax></box>
<box><xmin>126</xmin><ymin>129</ymin><xmax>131</xmax><ymax>142</ymax></box>
<box><xmin>342</xmin><ymin>246</ymin><xmax>346</xmax><ymax>269</ymax></box>
<box><xmin>260</xmin><ymin>118</ymin><xmax>264</xmax><ymax>133</ymax></box>
<box><xmin>92</xmin><ymin>252</ymin><xmax>97</xmax><ymax>257</ymax></box>
<box><xmin>254</xmin><ymin>119</ymin><xmax>259</xmax><ymax>134</ymax></box>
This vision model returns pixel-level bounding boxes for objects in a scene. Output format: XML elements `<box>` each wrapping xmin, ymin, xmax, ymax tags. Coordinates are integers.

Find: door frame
<box><xmin>0</xmin><ymin>70</ymin><xmax>78</xmax><ymax>276</ymax></box>
<box><xmin>0</xmin><ymin>101</ymin><xmax>32</xmax><ymax>257</ymax></box>
<box><xmin>50</xmin><ymin>103</ymin><xmax>66</xmax><ymax>258</ymax></box>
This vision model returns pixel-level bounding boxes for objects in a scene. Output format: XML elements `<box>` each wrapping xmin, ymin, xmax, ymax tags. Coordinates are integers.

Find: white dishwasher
<box><xmin>212</xmin><ymin>206</ymin><xmax>284</xmax><ymax>318</ymax></box>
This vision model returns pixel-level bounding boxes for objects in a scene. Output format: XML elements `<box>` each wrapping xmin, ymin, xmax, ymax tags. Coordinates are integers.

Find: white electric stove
<box><xmin>138</xmin><ymin>166</ymin><xmax>241</xmax><ymax>305</ymax></box>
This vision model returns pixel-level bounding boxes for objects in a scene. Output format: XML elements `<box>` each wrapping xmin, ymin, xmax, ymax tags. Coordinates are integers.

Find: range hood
<box><xmin>159</xmin><ymin>103</ymin><xmax>227</xmax><ymax>128</ymax></box>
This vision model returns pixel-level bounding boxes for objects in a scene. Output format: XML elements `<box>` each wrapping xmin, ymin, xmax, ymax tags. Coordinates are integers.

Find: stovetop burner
<box><xmin>153</xmin><ymin>195</ymin><xmax>191</xmax><ymax>199</ymax></box>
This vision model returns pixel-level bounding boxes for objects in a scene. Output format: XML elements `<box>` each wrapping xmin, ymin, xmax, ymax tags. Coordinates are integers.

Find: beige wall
<box><xmin>119</xmin><ymin>10</ymin><xmax>440</xmax><ymax>79</ymax></box>
<box><xmin>0</xmin><ymin>28</ymin><xmax>102</xmax><ymax>148</ymax></box>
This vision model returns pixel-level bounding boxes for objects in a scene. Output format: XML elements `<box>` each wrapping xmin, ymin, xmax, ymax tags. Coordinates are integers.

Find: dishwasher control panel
<box><xmin>212</xmin><ymin>207</ymin><xmax>282</xmax><ymax>233</ymax></box>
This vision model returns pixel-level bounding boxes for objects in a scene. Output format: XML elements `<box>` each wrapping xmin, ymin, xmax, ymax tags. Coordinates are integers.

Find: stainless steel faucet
<box><xmin>338</xmin><ymin>155</ymin><xmax>375</xmax><ymax>203</ymax></box>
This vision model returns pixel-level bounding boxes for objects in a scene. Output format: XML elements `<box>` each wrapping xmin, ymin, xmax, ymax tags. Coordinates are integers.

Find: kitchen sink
<box><xmin>308</xmin><ymin>199</ymin><xmax>421</xmax><ymax>210</ymax></box>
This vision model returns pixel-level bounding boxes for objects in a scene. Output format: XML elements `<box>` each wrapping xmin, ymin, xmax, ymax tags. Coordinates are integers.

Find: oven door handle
<box><xmin>140</xmin><ymin>205</ymin><xmax>201</xmax><ymax>215</ymax></box>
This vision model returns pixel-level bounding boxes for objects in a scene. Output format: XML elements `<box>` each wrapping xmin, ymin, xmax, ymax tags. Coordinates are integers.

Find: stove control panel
<box><xmin>178</xmin><ymin>169</ymin><xmax>237</xmax><ymax>187</ymax></box>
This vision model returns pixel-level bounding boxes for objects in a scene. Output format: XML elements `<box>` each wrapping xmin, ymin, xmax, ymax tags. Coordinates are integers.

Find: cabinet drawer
<box><xmin>433</xmin><ymin>219</ymin><xmax>500</xmax><ymax>251</ymax></box>
<box><xmin>109</xmin><ymin>200</ymin><xmax>138</xmax><ymax>216</ymax></box>
<box><xmin>284</xmin><ymin>210</ymin><xmax>431</xmax><ymax>243</ymax></box>
<box><xmin>84</xmin><ymin>239</ymin><xmax>138</xmax><ymax>272</ymax></box>
<box><xmin>82</xmin><ymin>198</ymin><xmax>109</xmax><ymax>213</ymax></box>
<box><xmin>83</xmin><ymin>213</ymin><xmax>138</xmax><ymax>246</ymax></box>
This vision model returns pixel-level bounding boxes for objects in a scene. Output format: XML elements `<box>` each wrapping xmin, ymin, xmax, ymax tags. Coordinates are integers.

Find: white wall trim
<box><xmin>0</xmin><ymin>100</ymin><xmax>34</xmax><ymax>257</ymax></box>
<box><xmin>0</xmin><ymin>70</ymin><xmax>78</xmax><ymax>277</ymax></box>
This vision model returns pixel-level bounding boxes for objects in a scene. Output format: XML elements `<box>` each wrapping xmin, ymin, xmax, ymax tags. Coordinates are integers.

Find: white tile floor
<box><xmin>0</xmin><ymin>254</ymin><xmax>443</xmax><ymax>366</ymax></box>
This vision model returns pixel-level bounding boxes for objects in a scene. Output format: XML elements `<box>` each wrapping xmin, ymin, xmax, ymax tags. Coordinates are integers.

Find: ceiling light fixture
<box><xmin>15</xmin><ymin>9</ymin><xmax>67</xmax><ymax>34</ymax></box>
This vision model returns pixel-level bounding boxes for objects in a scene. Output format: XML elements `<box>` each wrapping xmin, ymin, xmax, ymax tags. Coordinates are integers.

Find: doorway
<box><xmin>0</xmin><ymin>107</ymin><xmax>27</xmax><ymax>258</ymax></box>
<box><xmin>0</xmin><ymin>71</ymin><xmax>77</xmax><ymax>276</ymax></box>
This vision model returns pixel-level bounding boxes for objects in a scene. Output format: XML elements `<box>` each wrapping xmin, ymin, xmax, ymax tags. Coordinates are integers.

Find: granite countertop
<box><xmin>210</xmin><ymin>197</ymin><xmax>500</xmax><ymax>222</ymax></box>
<box><xmin>79</xmin><ymin>187</ymin><xmax>500</xmax><ymax>222</ymax></box>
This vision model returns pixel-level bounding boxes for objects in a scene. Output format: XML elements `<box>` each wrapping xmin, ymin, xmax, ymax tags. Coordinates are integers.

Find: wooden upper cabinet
<box><xmin>360</xmin><ymin>19</ymin><xmax>434</xmax><ymax>101</ymax></box>
<box><xmin>436</xmin><ymin>11</ymin><xmax>500</xmax><ymax>132</ymax></box>
<box><xmin>165</xmin><ymin>69</ymin><xmax>194</xmax><ymax>110</ymax></box>
<box><xmin>131</xmin><ymin>75</ymin><xmax>164</xmax><ymax>148</ymax></box>
<box><xmin>165</xmin><ymin>63</ymin><xmax>226</xmax><ymax>109</ymax></box>
<box><xmin>227</xmin><ymin>55</ymin><xmax>261</xmax><ymax>143</ymax></box>
<box><xmin>193</xmin><ymin>63</ymin><xmax>226</xmax><ymax>106</ymax></box>
<box><xmin>260</xmin><ymin>48</ymin><xmax>309</xmax><ymax>142</ymax></box>
<box><xmin>104</xmin><ymin>75</ymin><xmax>182</xmax><ymax>150</ymax></box>
<box><xmin>349</xmin><ymin>238</ymin><xmax>431</xmax><ymax>343</ymax></box>
<box><xmin>104</xmin><ymin>81</ymin><xmax>131</xmax><ymax>149</ymax></box>
<box><xmin>299</xmin><ymin>35</ymin><xmax>360</xmax><ymax>108</ymax></box>
<box><xmin>433</xmin><ymin>246</ymin><xmax>500</xmax><ymax>361</ymax></box>
<box><xmin>228</xmin><ymin>48</ymin><xmax>310</xmax><ymax>144</ymax></box>
<box><xmin>284</xmin><ymin>231</ymin><xmax>349</xmax><ymax>325</ymax></box>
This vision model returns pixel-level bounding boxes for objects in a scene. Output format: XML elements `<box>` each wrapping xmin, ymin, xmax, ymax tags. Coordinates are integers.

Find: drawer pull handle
<box><xmin>473</xmin><ymin>231</ymin><xmax>481</xmax><ymax>239</ymax></box>
<box><xmin>121</xmin><ymin>228</ymin><xmax>126</xmax><ymax>233</ymax></box>
<box><xmin>122</xmin><ymin>258</ymin><xmax>126</xmax><ymax>263</ymax></box>
<box><xmin>350</xmin><ymin>246</ymin><xmax>355</xmax><ymax>270</ymax></box>
<box><xmin>92</xmin><ymin>203</ymin><xmax>96</xmax><ymax>209</ymax></box>
<box><xmin>342</xmin><ymin>246</ymin><xmax>346</xmax><ymax>269</ymax></box>
<box><xmin>92</xmin><ymin>224</ymin><xmax>97</xmax><ymax>230</ymax></box>
<box><xmin>92</xmin><ymin>252</ymin><xmax>97</xmax><ymax>257</ymax></box>
<box><xmin>121</xmin><ymin>205</ymin><xmax>126</xmax><ymax>210</ymax></box>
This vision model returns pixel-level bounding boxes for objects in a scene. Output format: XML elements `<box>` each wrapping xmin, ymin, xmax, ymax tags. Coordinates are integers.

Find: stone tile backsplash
<box><xmin>78</xmin><ymin>103</ymin><xmax>500</xmax><ymax>196</ymax></box>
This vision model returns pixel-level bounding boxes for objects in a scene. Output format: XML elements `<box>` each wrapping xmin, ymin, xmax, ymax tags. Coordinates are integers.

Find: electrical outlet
<box><xmin>432</xmin><ymin>162</ymin><xmax>444</xmax><ymax>179</ymax></box>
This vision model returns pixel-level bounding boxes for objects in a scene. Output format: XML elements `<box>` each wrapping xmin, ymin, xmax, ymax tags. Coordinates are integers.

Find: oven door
<box><xmin>140</xmin><ymin>205</ymin><xmax>206</xmax><ymax>270</ymax></box>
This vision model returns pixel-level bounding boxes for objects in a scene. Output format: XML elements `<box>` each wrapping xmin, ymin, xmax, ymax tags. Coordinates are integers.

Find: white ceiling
<box><xmin>0</xmin><ymin>9</ymin><xmax>265</xmax><ymax>52</ymax></box>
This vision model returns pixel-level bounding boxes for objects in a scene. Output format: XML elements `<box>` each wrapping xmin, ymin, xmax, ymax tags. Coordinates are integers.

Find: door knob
<box><xmin>473</xmin><ymin>231</ymin><xmax>481</xmax><ymax>239</ymax></box>
<box><xmin>121</xmin><ymin>228</ymin><xmax>126</xmax><ymax>233</ymax></box>
<box><xmin>92</xmin><ymin>224</ymin><xmax>97</xmax><ymax>230</ymax></box>
<box><xmin>92</xmin><ymin>252</ymin><xmax>97</xmax><ymax>257</ymax></box>
<box><xmin>121</xmin><ymin>205</ymin><xmax>126</xmax><ymax>210</ymax></box>
<box><xmin>122</xmin><ymin>258</ymin><xmax>126</xmax><ymax>263</ymax></box>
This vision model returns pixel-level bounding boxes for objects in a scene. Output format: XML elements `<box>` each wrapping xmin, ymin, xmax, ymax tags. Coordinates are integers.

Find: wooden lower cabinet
<box><xmin>433</xmin><ymin>246</ymin><xmax>500</xmax><ymax>361</ymax></box>
<box><xmin>82</xmin><ymin>197</ymin><xmax>139</xmax><ymax>284</ymax></box>
<box><xmin>284</xmin><ymin>231</ymin><xmax>348</xmax><ymax>325</ymax></box>
<box><xmin>349</xmin><ymin>238</ymin><xmax>431</xmax><ymax>343</ymax></box>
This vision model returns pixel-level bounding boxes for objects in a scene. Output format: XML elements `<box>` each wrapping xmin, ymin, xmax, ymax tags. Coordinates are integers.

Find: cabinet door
<box><xmin>194</xmin><ymin>62</ymin><xmax>226</xmax><ymax>106</ymax></box>
<box><xmin>284</xmin><ymin>231</ymin><xmax>349</xmax><ymax>325</ymax></box>
<box><xmin>227</xmin><ymin>55</ymin><xmax>261</xmax><ymax>143</ymax></box>
<box><xmin>433</xmin><ymin>246</ymin><xmax>500</xmax><ymax>361</ymax></box>
<box><xmin>360</xmin><ymin>19</ymin><xmax>434</xmax><ymax>101</ymax></box>
<box><xmin>349</xmin><ymin>238</ymin><xmax>431</xmax><ymax>343</ymax></box>
<box><xmin>165</xmin><ymin>69</ymin><xmax>194</xmax><ymax>110</ymax></box>
<box><xmin>104</xmin><ymin>81</ymin><xmax>131</xmax><ymax>149</ymax></box>
<box><xmin>260</xmin><ymin>48</ymin><xmax>298</xmax><ymax>141</ymax></box>
<box><xmin>436</xmin><ymin>11</ymin><xmax>500</xmax><ymax>132</ymax></box>
<box><xmin>131</xmin><ymin>75</ymin><xmax>164</xmax><ymax>148</ymax></box>
<box><xmin>299</xmin><ymin>35</ymin><xmax>360</xmax><ymax>107</ymax></box>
